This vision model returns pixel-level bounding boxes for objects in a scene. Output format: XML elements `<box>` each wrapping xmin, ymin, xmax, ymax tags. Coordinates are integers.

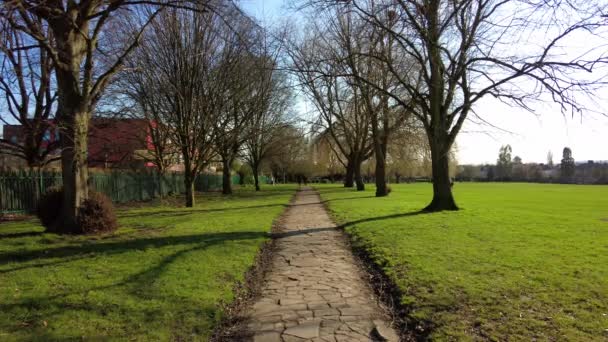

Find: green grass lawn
<box><xmin>317</xmin><ymin>182</ymin><xmax>608</xmax><ymax>341</ymax></box>
<box><xmin>0</xmin><ymin>185</ymin><xmax>294</xmax><ymax>341</ymax></box>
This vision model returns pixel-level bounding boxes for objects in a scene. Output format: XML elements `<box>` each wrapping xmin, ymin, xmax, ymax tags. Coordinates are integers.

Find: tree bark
<box><xmin>423</xmin><ymin>2</ymin><xmax>457</xmax><ymax>212</ymax></box>
<box><xmin>51</xmin><ymin>29</ymin><xmax>92</xmax><ymax>231</ymax></box>
<box><xmin>221</xmin><ymin>157</ymin><xmax>232</xmax><ymax>195</ymax></box>
<box><xmin>344</xmin><ymin>157</ymin><xmax>355</xmax><ymax>188</ymax></box>
<box><xmin>424</xmin><ymin>136</ymin><xmax>458</xmax><ymax>211</ymax></box>
<box><xmin>184</xmin><ymin>169</ymin><xmax>195</xmax><ymax>207</ymax></box>
<box><xmin>374</xmin><ymin>141</ymin><xmax>388</xmax><ymax>197</ymax></box>
<box><xmin>56</xmin><ymin>108</ymin><xmax>90</xmax><ymax>231</ymax></box>
<box><xmin>354</xmin><ymin>160</ymin><xmax>365</xmax><ymax>191</ymax></box>
<box><xmin>375</xmin><ymin>155</ymin><xmax>387</xmax><ymax>197</ymax></box>
<box><xmin>252</xmin><ymin>164</ymin><xmax>260</xmax><ymax>191</ymax></box>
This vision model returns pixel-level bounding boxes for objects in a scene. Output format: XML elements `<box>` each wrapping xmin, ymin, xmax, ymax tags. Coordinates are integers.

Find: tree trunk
<box><xmin>184</xmin><ymin>171</ymin><xmax>195</xmax><ymax>207</ymax></box>
<box><xmin>253</xmin><ymin>164</ymin><xmax>260</xmax><ymax>191</ymax></box>
<box><xmin>354</xmin><ymin>160</ymin><xmax>365</xmax><ymax>191</ymax></box>
<box><xmin>375</xmin><ymin>146</ymin><xmax>388</xmax><ymax>197</ymax></box>
<box><xmin>424</xmin><ymin>136</ymin><xmax>458</xmax><ymax>211</ymax></box>
<box><xmin>374</xmin><ymin>133</ymin><xmax>388</xmax><ymax>197</ymax></box>
<box><xmin>238</xmin><ymin>171</ymin><xmax>245</xmax><ymax>186</ymax></box>
<box><xmin>221</xmin><ymin>157</ymin><xmax>232</xmax><ymax>195</ymax></box>
<box><xmin>371</xmin><ymin>107</ymin><xmax>389</xmax><ymax>197</ymax></box>
<box><xmin>423</xmin><ymin>3</ymin><xmax>457</xmax><ymax>212</ymax></box>
<box><xmin>57</xmin><ymin>110</ymin><xmax>89</xmax><ymax>231</ymax></box>
<box><xmin>49</xmin><ymin>20</ymin><xmax>94</xmax><ymax>233</ymax></box>
<box><xmin>344</xmin><ymin>157</ymin><xmax>355</xmax><ymax>188</ymax></box>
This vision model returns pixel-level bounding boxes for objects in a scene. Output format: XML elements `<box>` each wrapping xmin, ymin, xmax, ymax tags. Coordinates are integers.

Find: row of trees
<box><xmin>0</xmin><ymin>1</ymin><xmax>299</xmax><ymax>231</ymax></box>
<box><xmin>115</xmin><ymin>6</ymin><xmax>295</xmax><ymax>205</ymax></box>
<box><xmin>287</xmin><ymin>0</ymin><xmax>607</xmax><ymax>211</ymax></box>
<box><xmin>1</xmin><ymin>0</ymin><xmax>607</xmax><ymax>228</ymax></box>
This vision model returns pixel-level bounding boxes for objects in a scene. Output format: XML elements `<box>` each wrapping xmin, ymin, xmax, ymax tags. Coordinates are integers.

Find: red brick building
<box><xmin>2</xmin><ymin>118</ymin><xmax>160</xmax><ymax>169</ymax></box>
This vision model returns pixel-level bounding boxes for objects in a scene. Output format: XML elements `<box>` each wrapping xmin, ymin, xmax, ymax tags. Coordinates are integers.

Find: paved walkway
<box><xmin>245</xmin><ymin>188</ymin><xmax>399</xmax><ymax>342</ymax></box>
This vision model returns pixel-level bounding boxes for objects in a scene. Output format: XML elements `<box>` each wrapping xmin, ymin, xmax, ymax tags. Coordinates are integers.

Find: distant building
<box><xmin>2</xmin><ymin>118</ymin><xmax>174</xmax><ymax>170</ymax></box>
<box><xmin>1</xmin><ymin>121</ymin><xmax>60</xmax><ymax>168</ymax></box>
<box><xmin>87</xmin><ymin>118</ymin><xmax>151</xmax><ymax>169</ymax></box>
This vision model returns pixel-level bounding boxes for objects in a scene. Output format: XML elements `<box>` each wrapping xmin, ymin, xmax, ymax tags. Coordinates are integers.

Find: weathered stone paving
<box><xmin>245</xmin><ymin>188</ymin><xmax>399</xmax><ymax>342</ymax></box>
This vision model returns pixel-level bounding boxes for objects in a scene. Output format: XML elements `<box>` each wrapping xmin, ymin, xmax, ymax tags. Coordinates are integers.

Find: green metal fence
<box><xmin>0</xmin><ymin>170</ymin><xmax>241</xmax><ymax>214</ymax></box>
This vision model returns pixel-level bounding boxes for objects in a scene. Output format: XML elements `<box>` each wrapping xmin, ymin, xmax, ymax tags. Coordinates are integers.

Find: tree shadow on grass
<box><xmin>0</xmin><ymin>294</ymin><xmax>219</xmax><ymax>340</ymax></box>
<box><xmin>0</xmin><ymin>230</ymin><xmax>267</xmax><ymax>268</ymax></box>
<box><xmin>0</xmin><ymin>231</ymin><xmax>44</xmax><ymax>239</ymax></box>
<box><xmin>118</xmin><ymin>203</ymin><xmax>288</xmax><ymax>218</ymax></box>
<box><xmin>0</xmin><ymin>230</ymin><xmax>267</xmax><ymax>339</ymax></box>
<box><xmin>285</xmin><ymin>196</ymin><xmax>376</xmax><ymax>208</ymax></box>
<box><xmin>322</xmin><ymin>195</ymin><xmax>376</xmax><ymax>203</ymax></box>
<box><xmin>271</xmin><ymin>227</ymin><xmax>338</xmax><ymax>238</ymax></box>
<box><xmin>339</xmin><ymin>210</ymin><xmax>429</xmax><ymax>228</ymax></box>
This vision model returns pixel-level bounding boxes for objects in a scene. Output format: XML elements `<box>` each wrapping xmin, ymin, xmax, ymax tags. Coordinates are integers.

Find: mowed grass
<box><xmin>317</xmin><ymin>182</ymin><xmax>608</xmax><ymax>341</ymax></box>
<box><xmin>0</xmin><ymin>185</ymin><xmax>294</xmax><ymax>341</ymax></box>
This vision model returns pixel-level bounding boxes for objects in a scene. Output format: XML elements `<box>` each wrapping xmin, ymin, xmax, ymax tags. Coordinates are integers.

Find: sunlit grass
<box><xmin>317</xmin><ymin>182</ymin><xmax>608</xmax><ymax>340</ymax></box>
<box><xmin>0</xmin><ymin>185</ymin><xmax>294</xmax><ymax>341</ymax></box>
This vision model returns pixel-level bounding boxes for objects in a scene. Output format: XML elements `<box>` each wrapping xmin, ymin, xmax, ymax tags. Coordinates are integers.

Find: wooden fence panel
<box><xmin>0</xmin><ymin>170</ymin><xmax>241</xmax><ymax>214</ymax></box>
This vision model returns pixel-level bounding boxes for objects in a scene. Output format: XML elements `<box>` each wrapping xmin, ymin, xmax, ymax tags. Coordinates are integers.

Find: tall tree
<box><xmin>288</xmin><ymin>13</ymin><xmax>374</xmax><ymax>191</ymax></box>
<box><xmin>244</xmin><ymin>32</ymin><xmax>293</xmax><ymax>191</ymax></box>
<box><xmin>116</xmin><ymin>55</ymin><xmax>178</xmax><ymax>176</ymax></box>
<box><xmin>496</xmin><ymin>144</ymin><xmax>513</xmax><ymax>181</ymax></box>
<box><xmin>213</xmin><ymin>21</ymin><xmax>262</xmax><ymax>195</ymax></box>
<box><xmin>245</xmin><ymin>71</ymin><xmax>291</xmax><ymax>191</ymax></box>
<box><xmin>0</xmin><ymin>17</ymin><xmax>57</xmax><ymax>168</ymax></box>
<box><xmin>560</xmin><ymin>147</ymin><xmax>575</xmax><ymax>181</ymax></box>
<box><xmin>310</xmin><ymin>0</ymin><xmax>608</xmax><ymax>210</ymax></box>
<box><xmin>131</xmin><ymin>6</ymin><xmax>240</xmax><ymax>206</ymax></box>
<box><xmin>268</xmin><ymin>124</ymin><xmax>309</xmax><ymax>183</ymax></box>
<box><xmin>1</xmin><ymin>0</ymin><xmax>217</xmax><ymax>227</ymax></box>
<box><xmin>547</xmin><ymin>151</ymin><xmax>554</xmax><ymax>168</ymax></box>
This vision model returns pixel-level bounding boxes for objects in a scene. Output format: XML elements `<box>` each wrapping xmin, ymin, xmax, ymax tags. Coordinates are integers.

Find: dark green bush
<box><xmin>37</xmin><ymin>188</ymin><xmax>117</xmax><ymax>234</ymax></box>
<box><xmin>37</xmin><ymin>187</ymin><xmax>63</xmax><ymax>231</ymax></box>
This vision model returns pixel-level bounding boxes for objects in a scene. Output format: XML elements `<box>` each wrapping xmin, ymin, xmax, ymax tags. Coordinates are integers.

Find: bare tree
<box><xmin>288</xmin><ymin>19</ymin><xmax>373</xmax><ymax>191</ymax></box>
<box><xmin>387</xmin><ymin>119</ymin><xmax>427</xmax><ymax>183</ymax></box>
<box><xmin>268</xmin><ymin>124</ymin><xmax>309</xmax><ymax>182</ymax></box>
<box><xmin>0</xmin><ymin>16</ymin><xmax>57</xmax><ymax>168</ymax></box>
<box><xmin>114</xmin><ymin>61</ymin><xmax>178</xmax><ymax>176</ymax></box>
<box><xmin>291</xmin><ymin>9</ymin><xmax>415</xmax><ymax>195</ymax></box>
<box><xmin>244</xmin><ymin>64</ymin><xmax>293</xmax><ymax>191</ymax></box>
<box><xmin>306</xmin><ymin>0</ymin><xmax>608</xmax><ymax>210</ymax></box>
<box><xmin>212</xmin><ymin>18</ymin><xmax>261</xmax><ymax>195</ymax></box>
<box><xmin>0</xmin><ymin>0</ymin><xmax>221</xmax><ymax>227</ymax></box>
<box><xmin>337</xmin><ymin>11</ymin><xmax>413</xmax><ymax>196</ymax></box>
<box><xmin>132</xmin><ymin>7</ymin><xmax>243</xmax><ymax>207</ymax></box>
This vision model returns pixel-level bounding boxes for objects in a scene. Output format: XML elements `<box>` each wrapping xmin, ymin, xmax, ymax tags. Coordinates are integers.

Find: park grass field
<box><xmin>0</xmin><ymin>185</ymin><xmax>294</xmax><ymax>341</ymax></box>
<box><xmin>317</xmin><ymin>182</ymin><xmax>608</xmax><ymax>341</ymax></box>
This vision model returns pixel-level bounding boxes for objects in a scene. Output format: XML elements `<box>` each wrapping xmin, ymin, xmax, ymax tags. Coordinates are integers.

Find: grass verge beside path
<box><xmin>0</xmin><ymin>185</ymin><xmax>294</xmax><ymax>341</ymax></box>
<box><xmin>317</xmin><ymin>182</ymin><xmax>608</xmax><ymax>341</ymax></box>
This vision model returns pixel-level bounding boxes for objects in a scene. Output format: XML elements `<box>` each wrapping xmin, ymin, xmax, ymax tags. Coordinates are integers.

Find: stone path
<box><xmin>244</xmin><ymin>188</ymin><xmax>399</xmax><ymax>342</ymax></box>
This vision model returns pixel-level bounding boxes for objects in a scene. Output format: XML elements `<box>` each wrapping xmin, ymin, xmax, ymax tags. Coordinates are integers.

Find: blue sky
<box><xmin>241</xmin><ymin>0</ymin><xmax>608</xmax><ymax>165</ymax></box>
<box><xmin>1</xmin><ymin>1</ymin><xmax>604</xmax><ymax>166</ymax></box>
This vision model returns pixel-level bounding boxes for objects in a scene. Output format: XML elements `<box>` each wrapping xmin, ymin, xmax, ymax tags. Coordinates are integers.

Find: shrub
<box><xmin>37</xmin><ymin>188</ymin><xmax>117</xmax><ymax>234</ymax></box>
<box><xmin>37</xmin><ymin>187</ymin><xmax>63</xmax><ymax>231</ymax></box>
<box><xmin>387</xmin><ymin>186</ymin><xmax>392</xmax><ymax>194</ymax></box>
<box><xmin>78</xmin><ymin>191</ymin><xmax>118</xmax><ymax>234</ymax></box>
